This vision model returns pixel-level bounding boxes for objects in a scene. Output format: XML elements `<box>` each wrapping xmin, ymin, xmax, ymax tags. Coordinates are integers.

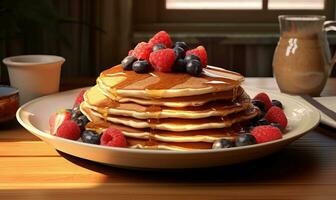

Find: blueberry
<box><xmin>121</xmin><ymin>56</ymin><xmax>136</xmax><ymax>70</ymax></box>
<box><xmin>173</xmin><ymin>46</ymin><xmax>186</xmax><ymax>59</ymax></box>
<box><xmin>81</xmin><ymin>130</ymin><xmax>101</xmax><ymax>144</ymax></box>
<box><xmin>132</xmin><ymin>60</ymin><xmax>150</xmax><ymax>73</ymax></box>
<box><xmin>174</xmin><ymin>41</ymin><xmax>189</xmax><ymax>51</ymax></box>
<box><xmin>184</xmin><ymin>54</ymin><xmax>200</xmax><ymax>63</ymax></box>
<box><xmin>235</xmin><ymin>134</ymin><xmax>257</xmax><ymax>147</ymax></box>
<box><xmin>252</xmin><ymin>99</ymin><xmax>266</xmax><ymax>113</ymax></box>
<box><xmin>257</xmin><ymin>118</ymin><xmax>269</xmax><ymax>126</ymax></box>
<box><xmin>71</xmin><ymin>105</ymin><xmax>82</xmax><ymax>120</ymax></box>
<box><xmin>186</xmin><ymin>60</ymin><xmax>202</xmax><ymax>76</ymax></box>
<box><xmin>75</xmin><ymin>115</ymin><xmax>89</xmax><ymax>132</ymax></box>
<box><xmin>272</xmin><ymin>100</ymin><xmax>283</xmax><ymax>109</ymax></box>
<box><xmin>212</xmin><ymin>139</ymin><xmax>234</xmax><ymax>149</ymax></box>
<box><xmin>172</xmin><ymin>58</ymin><xmax>187</xmax><ymax>72</ymax></box>
<box><xmin>270</xmin><ymin>122</ymin><xmax>284</xmax><ymax>132</ymax></box>
<box><xmin>152</xmin><ymin>43</ymin><xmax>166</xmax><ymax>52</ymax></box>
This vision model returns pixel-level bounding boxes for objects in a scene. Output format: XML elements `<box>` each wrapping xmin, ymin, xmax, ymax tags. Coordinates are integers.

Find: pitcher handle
<box><xmin>324</xmin><ymin>20</ymin><xmax>336</xmax><ymax>68</ymax></box>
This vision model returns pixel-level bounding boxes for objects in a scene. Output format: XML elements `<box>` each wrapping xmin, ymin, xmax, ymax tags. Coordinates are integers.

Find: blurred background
<box><xmin>0</xmin><ymin>0</ymin><xmax>335</xmax><ymax>86</ymax></box>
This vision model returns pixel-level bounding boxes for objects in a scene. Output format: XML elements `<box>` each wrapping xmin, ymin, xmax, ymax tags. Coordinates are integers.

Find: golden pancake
<box><xmin>81</xmin><ymin>103</ymin><xmax>259</xmax><ymax>132</ymax></box>
<box><xmin>97</xmin><ymin>84</ymin><xmax>244</xmax><ymax>107</ymax></box>
<box><xmin>98</xmin><ymin>65</ymin><xmax>244</xmax><ymax>99</ymax></box>
<box><xmin>85</xmin><ymin>120</ymin><xmax>244</xmax><ymax>143</ymax></box>
<box><xmin>84</xmin><ymin>85</ymin><xmax>251</xmax><ymax>119</ymax></box>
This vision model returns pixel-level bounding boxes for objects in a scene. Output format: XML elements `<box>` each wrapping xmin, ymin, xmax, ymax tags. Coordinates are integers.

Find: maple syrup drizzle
<box><xmin>100</xmin><ymin>65</ymin><xmax>242</xmax><ymax>93</ymax></box>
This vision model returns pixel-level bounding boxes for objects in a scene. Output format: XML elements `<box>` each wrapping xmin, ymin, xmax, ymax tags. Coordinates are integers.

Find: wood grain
<box><xmin>0</xmin><ymin>78</ymin><xmax>335</xmax><ymax>200</ymax></box>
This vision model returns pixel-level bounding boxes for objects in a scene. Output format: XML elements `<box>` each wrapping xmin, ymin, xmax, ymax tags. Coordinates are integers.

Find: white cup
<box><xmin>3</xmin><ymin>55</ymin><xmax>65</xmax><ymax>104</ymax></box>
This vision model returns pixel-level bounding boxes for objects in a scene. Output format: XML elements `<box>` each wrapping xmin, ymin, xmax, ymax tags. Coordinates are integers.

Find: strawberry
<box><xmin>149</xmin><ymin>49</ymin><xmax>176</xmax><ymax>72</ymax></box>
<box><xmin>73</xmin><ymin>89</ymin><xmax>86</xmax><ymax>108</ymax></box>
<box><xmin>49</xmin><ymin>109</ymin><xmax>71</xmax><ymax>135</ymax></box>
<box><xmin>100</xmin><ymin>127</ymin><xmax>127</xmax><ymax>147</ymax></box>
<box><xmin>132</xmin><ymin>42</ymin><xmax>153</xmax><ymax>60</ymax></box>
<box><xmin>128</xmin><ymin>49</ymin><xmax>134</xmax><ymax>56</ymax></box>
<box><xmin>253</xmin><ymin>92</ymin><xmax>272</xmax><ymax>111</ymax></box>
<box><xmin>56</xmin><ymin>120</ymin><xmax>81</xmax><ymax>140</ymax></box>
<box><xmin>148</xmin><ymin>31</ymin><xmax>173</xmax><ymax>48</ymax></box>
<box><xmin>264</xmin><ymin>106</ymin><xmax>288</xmax><ymax>129</ymax></box>
<box><xmin>186</xmin><ymin>46</ymin><xmax>208</xmax><ymax>67</ymax></box>
<box><xmin>251</xmin><ymin>125</ymin><xmax>282</xmax><ymax>144</ymax></box>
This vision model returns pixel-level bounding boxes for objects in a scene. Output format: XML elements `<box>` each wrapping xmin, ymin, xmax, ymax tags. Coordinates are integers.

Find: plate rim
<box><xmin>16</xmin><ymin>86</ymin><xmax>321</xmax><ymax>155</ymax></box>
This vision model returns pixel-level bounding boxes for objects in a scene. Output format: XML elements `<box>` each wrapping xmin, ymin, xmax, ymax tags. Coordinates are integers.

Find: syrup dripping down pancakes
<box><xmin>80</xmin><ymin>65</ymin><xmax>259</xmax><ymax>150</ymax></box>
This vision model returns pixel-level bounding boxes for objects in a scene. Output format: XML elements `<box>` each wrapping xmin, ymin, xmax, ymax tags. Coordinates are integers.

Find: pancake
<box><xmin>127</xmin><ymin>138</ymin><xmax>213</xmax><ymax>151</ymax></box>
<box><xmin>85</xmin><ymin>120</ymin><xmax>243</xmax><ymax>143</ymax></box>
<box><xmin>98</xmin><ymin>65</ymin><xmax>244</xmax><ymax>99</ymax></box>
<box><xmin>81</xmin><ymin>103</ymin><xmax>259</xmax><ymax>132</ymax></box>
<box><xmin>98</xmin><ymin>83</ymin><xmax>244</xmax><ymax>107</ymax></box>
<box><xmin>84</xmin><ymin>85</ymin><xmax>251</xmax><ymax>119</ymax></box>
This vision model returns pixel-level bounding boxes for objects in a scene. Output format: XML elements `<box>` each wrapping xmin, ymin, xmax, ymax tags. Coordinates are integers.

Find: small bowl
<box><xmin>0</xmin><ymin>85</ymin><xmax>19</xmax><ymax>123</ymax></box>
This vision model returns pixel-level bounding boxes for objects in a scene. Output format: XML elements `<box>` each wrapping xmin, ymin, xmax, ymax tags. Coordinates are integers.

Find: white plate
<box><xmin>314</xmin><ymin>96</ymin><xmax>336</xmax><ymax>128</ymax></box>
<box><xmin>16</xmin><ymin>87</ymin><xmax>320</xmax><ymax>169</ymax></box>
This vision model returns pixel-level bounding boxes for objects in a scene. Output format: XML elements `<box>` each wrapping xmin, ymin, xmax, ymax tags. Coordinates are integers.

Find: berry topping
<box><xmin>253</xmin><ymin>92</ymin><xmax>272</xmax><ymax>111</ymax></box>
<box><xmin>149</xmin><ymin>31</ymin><xmax>173</xmax><ymax>48</ymax></box>
<box><xmin>173</xmin><ymin>46</ymin><xmax>186</xmax><ymax>59</ymax></box>
<box><xmin>56</xmin><ymin>120</ymin><xmax>81</xmax><ymax>140</ymax></box>
<box><xmin>149</xmin><ymin>49</ymin><xmax>176</xmax><ymax>72</ymax></box>
<box><xmin>235</xmin><ymin>134</ymin><xmax>257</xmax><ymax>146</ymax></box>
<box><xmin>212</xmin><ymin>139</ymin><xmax>234</xmax><ymax>149</ymax></box>
<box><xmin>100</xmin><ymin>127</ymin><xmax>127</xmax><ymax>147</ymax></box>
<box><xmin>251</xmin><ymin>125</ymin><xmax>282</xmax><ymax>144</ymax></box>
<box><xmin>174</xmin><ymin>41</ymin><xmax>189</xmax><ymax>51</ymax></box>
<box><xmin>81</xmin><ymin>130</ymin><xmax>101</xmax><ymax>144</ymax></box>
<box><xmin>74</xmin><ymin>115</ymin><xmax>89</xmax><ymax>132</ymax></box>
<box><xmin>264</xmin><ymin>106</ymin><xmax>288</xmax><ymax>129</ymax></box>
<box><xmin>270</xmin><ymin>122</ymin><xmax>283</xmax><ymax>132</ymax></box>
<box><xmin>49</xmin><ymin>109</ymin><xmax>71</xmax><ymax>135</ymax></box>
<box><xmin>132</xmin><ymin>60</ymin><xmax>151</xmax><ymax>73</ymax></box>
<box><xmin>152</xmin><ymin>43</ymin><xmax>166</xmax><ymax>52</ymax></box>
<box><xmin>73</xmin><ymin>89</ymin><xmax>86</xmax><ymax>108</ymax></box>
<box><xmin>272</xmin><ymin>99</ymin><xmax>283</xmax><ymax>109</ymax></box>
<box><xmin>184</xmin><ymin>54</ymin><xmax>200</xmax><ymax>63</ymax></box>
<box><xmin>186</xmin><ymin>59</ymin><xmax>202</xmax><ymax>76</ymax></box>
<box><xmin>251</xmin><ymin>99</ymin><xmax>266</xmax><ymax>113</ymax></box>
<box><xmin>186</xmin><ymin>46</ymin><xmax>208</xmax><ymax>67</ymax></box>
<box><xmin>71</xmin><ymin>105</ymin><xmax>82</xmax><ymax>120</ymax></box>
<box><xmin>172</xmin><ymin>58</ymin><xmax>187</xmax><ymax>72</ymax></box>
<box><xmin>121</xmin><ymin>55</ymin><xmax>136</xmax><ymax>70</ymax></box>
<box><xmin>257</xmin><ymin>118</ymin><xmax>270</xmax><ymax>126</ymax></box>
<box><xmin>132</xmin><ymin>42</ymin><xmax>153</xmax><ymax>60</ymax></box>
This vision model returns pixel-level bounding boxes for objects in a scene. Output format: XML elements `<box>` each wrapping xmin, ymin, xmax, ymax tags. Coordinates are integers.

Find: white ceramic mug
<box><xmin>3</xmin><ymin>55</ymin><xmax>65</xmax><ymax>104</ymax></box>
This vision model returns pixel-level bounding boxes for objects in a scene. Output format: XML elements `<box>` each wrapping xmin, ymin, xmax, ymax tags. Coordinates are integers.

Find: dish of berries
<box><xmin>17</xmin><ymin>87</ymin><xmax>320</xmax><ymax>169</ymax></box>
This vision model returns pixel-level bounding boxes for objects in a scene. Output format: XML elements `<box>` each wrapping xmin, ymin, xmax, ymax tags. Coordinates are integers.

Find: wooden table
<box><xmin>0</xmin><ymin>78</ymin><xmax>335</xmax><ymax>200</ymax></box>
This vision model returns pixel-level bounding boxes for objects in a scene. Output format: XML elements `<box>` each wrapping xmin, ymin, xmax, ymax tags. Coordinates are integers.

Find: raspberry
<box><xmin>264</xmin><ymin>106</ymin><xmax>288</xmax><ymax>128</ymax></box>
<box><xmin>251</xmin><ymin>125</ymin><xmax>282</xmax><ymax>144</ymax></box>
<box><xmin>186</xmin><ymin>46</ymin><xmax>208</xmax><ymax>67</ymax></box>
<box><xmin>100</xmin><ymin>127</ymin><xmax>127</xmax><ymax>147</ymax></box>
<box><xmin>49</xmin><ymin>109</ymin><xmax>71</xmax><ymax>135</ymax></box>
<box><xmin>149</xmin><ymin>49</ymin><xmax>176</xmax><ymax>72</ymax></box>
<box><xmin>149</xmin><ymin>31</ymin><xmax>173</xmax><ymax>48</ymax></box>
<box><xmin>56</xmin><ymin>120</ymin><xmax>81</xmax><ymax>140</ymax></box>
<box><xmin>128</xmin><ymin>49</ymin><xmax>134</xmax><ymax>56</ymax></box>
<box><xmin>253</xmin><ymin>92</ymin><xmax>272</xmax><ymax>111</ymax></box>
<box><xmin>132</xmin><ymin>42</ymin><xmax>153</xmax><ymax>60</ymax></box>
<box><xmin>73</xmin><ymin>89</ymin><xmax>86</xmax><ymax>108</ymax></box>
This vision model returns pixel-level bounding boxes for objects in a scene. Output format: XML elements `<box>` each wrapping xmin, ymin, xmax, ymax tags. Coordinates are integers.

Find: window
<box><xmin>166</xmin><ymin>0</ymin><xmax>325</xmax><ymax>10</ymax></box>
<box><xmin>133</xmin><ymin>0</ymin><xmax>334</xmax><ymax>33</ymax></box>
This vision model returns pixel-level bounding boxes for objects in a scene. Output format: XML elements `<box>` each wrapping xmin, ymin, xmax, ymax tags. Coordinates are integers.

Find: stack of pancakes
<box><xmin>80</xmin><ymin>65</ymin><xmax>259</xmax><ymax>150</ymax></box>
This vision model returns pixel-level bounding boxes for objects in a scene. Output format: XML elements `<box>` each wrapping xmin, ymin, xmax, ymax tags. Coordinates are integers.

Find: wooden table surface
<box><xmin>0</xmin><ymin>78</ymin><xmax>335</xmax><ymax>200</ymax></box>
